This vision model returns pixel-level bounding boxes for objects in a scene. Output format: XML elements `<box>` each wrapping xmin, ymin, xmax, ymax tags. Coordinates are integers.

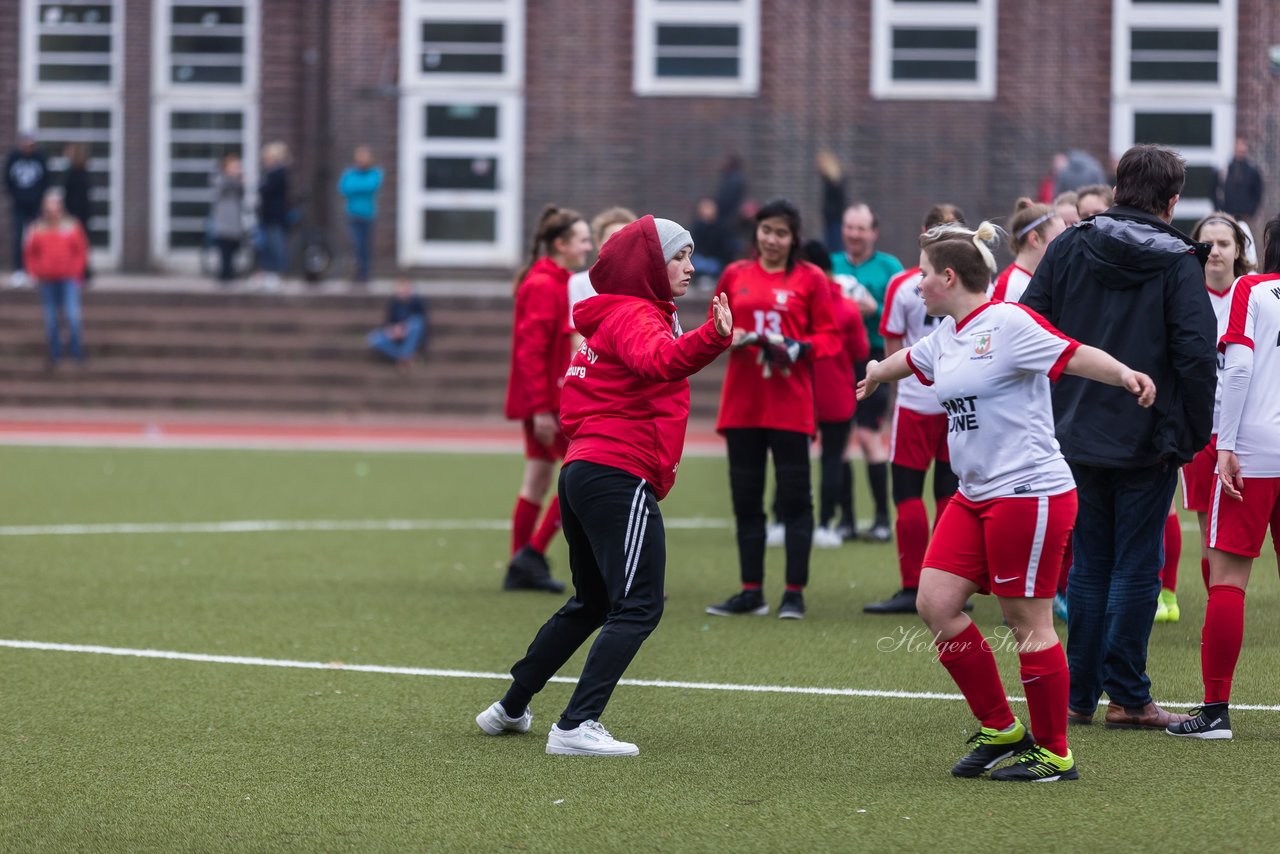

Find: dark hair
<box><xmin>514</xmin><ymin>204</ymin><xmax>583</xmax><ymax>292</ymax></box>
<box><xmin>1007</xmin><ymin>197</ymin><xmax>1059</xmax><ymax>253</ymax></box>
<box><xmin>923</xmin><ymin>204</ymin><xmax>965</xmax><ymax>231</ymax></box>
<box><xmin>1192</xmin><ymin>212</ymin><xmax>1253</xmax><ymax>279</ymax></box>
<box><xmin>919</xmin><ymin>222</ymin><xmax>1003</xmax><ymax>294</ymax></box>
<box><xmin>754</xmin><ymin>197</ymin><xmax>803</xmax><ymax>272</ymax></box>
<box><xmin>1263</xmin><ymin>215</ymin><xmax>1280</xmax><ymax>275</ymax></box>
<box><xmin>801</xmin><ymin>239</ymin><xmax>832</xmax><ymax>273</ymax></box>
<box><xmin>1114</xmin><ymin>144</ymin><xmax>1185</xmax><ymax>217</ymax></box>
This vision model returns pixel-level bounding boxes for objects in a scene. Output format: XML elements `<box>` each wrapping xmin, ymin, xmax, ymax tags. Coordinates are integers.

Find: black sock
<box><xmin>840</xmin><ymin>462</ymin><xmax>855</xmax><ymax>527</ymax></box>
<box><xmin>867</xmin><ymin>462</ymin><xmax>889</xmax><ymax>523</ymax></box>
<box><xmin>500</xmin><ymin>683</ymin><xmax>533</xmax><ymax>718</ymax></box>
<box><xmin>557</xmin><ymin>716</ymin><xmax>586</xmax><ymax>731</ymax></box>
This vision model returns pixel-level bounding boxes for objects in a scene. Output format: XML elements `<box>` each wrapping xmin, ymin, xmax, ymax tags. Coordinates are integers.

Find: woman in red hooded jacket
<box><xmin>476</xmin><ymin>216</ymin><xmax>731</xmax><ymax>757</ymax></box>
<box><xmin>503</xmin><ymin>205</ymin><xmax>592</xmax><ymax>592</ymax></box>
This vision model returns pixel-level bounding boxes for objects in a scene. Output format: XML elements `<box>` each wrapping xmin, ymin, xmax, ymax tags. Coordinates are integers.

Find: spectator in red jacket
<box><xmin>476</xmin><ymin>215</ymin><xmax>732</xmax><ymax>756</ymax></box>
<box><xmin>504</xmin><ymin>205</ymin><xmax>592</xmax><ymax>592</ymax></box>
<box><xmin>24</xmin><ymin>189</ymin><xmax>88</xmax><ymax>368</ymax></box>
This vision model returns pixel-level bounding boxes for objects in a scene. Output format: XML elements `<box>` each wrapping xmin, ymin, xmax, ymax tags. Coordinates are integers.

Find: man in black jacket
<box><xmin>5</xmin><ymin>131</ymin><xmax>50</xmax><ymax>284</ymax></box>
<box><xmin>1021</xmin><ymin>144</ymin><xmax>1217</xmax><ymax>731</ymax></box>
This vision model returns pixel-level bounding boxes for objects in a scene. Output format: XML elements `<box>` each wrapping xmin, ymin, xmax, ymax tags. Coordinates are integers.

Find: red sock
<box><xmin>511</xmin><ymin>496</ymin><xmax>541</xmax><ymax>555</ymax></box>
<box><xmin>1202</xmin><ymin>584</ymin><xmax>1246</xmax><ymax>704</ymax></box>
<box><xmin>1160</xmin><ymin>514</ymin><xmax>1181</xmax><ymax>592</ymax></box>
<box><xmin>529</xmin><ymin>496</ymin><xmax>562</xmax><ymax>554</ymax></box>
<box><xmin>895</xmin><ymin>497</ymin><xmax>928</xmax><ymax>589</ymax></box>
<box><xmin>1201</xmin><ymin>557</ymin><xmax>1211</xmax><ymax>590</ymax></box>
<box><xmin>935</xmin><ymin>622</ymin><xmax>1015</xmax><ymax>730</ymax></box>
<box><xmin>785</xmin><ymin>583</ymin><xmax>805</xmax><ymax>593</ymax></box>
<box><xmin>1058</xmin><ymin>540</ymin><xmax>1073</xmax><ymax>596</ymax></box>
<box><xmin>1019</xmin><ymin>644</ymin><xmax>1070</xmax><ymax>756</ymax></box>
<box><xmin>933</xmin><ymin>494</ymin><xmax>952</xmax><ymax>532</ymax></box>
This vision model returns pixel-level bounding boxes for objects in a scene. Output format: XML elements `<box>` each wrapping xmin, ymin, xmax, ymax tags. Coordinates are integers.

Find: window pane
<box><xmin>1133</xmin><ymin>112</ymin><xmax>1213</xmax><ymax>147</ymax></box>
<box><xmin>173</xmin><ymin>64</ymin><xmax>245</xmax><ymax>84</ymax></box>
<box><xmin>1183</xmin><ymin>165</ymin><xmax>1217</xmax><ymax>200</ymax></box>
<box><xmin>172</xmin><ymin>5</ymin><xmax>245</xmax><ymax>25</ymax></box>
<box><xmin>425</xmin><ymin>157</ymin><xmax>498</xmax><ymax>191</ymax></box>
<box><xmin>171</xmin><ymin>111</ymin><xmax>244</xmax><ymax>131</ymax></box>
<box><xmin>39</xmin><ymin>34</ymin><xmax>112</xmax><ymax>53</ymax></box>
<box><xmin>423</xmin><ymin>209</ymin><xmax>497</xmax><ymax>243</ymax></box>
<box><xmin>656</xmin><ymin>56</ymin><xmax>740</xmax><ymax>77</ymax></box>
<box><xmin>172</xmin><ymin>35</ymin><xmax>244</xmax><ymax>54</ymax></box>
<box><xmin>422</xmin><ymin>52</ymin><xmax>504</xmax><ymax>74</ymax></box>
<box><xmin>39</xmin><ymin>3</ymin><xmax>114</xmax><ymax>24</ymax></box>
<box><xmin>1133</xmin><ymin>0</ymin><xmax>1217</xmax><ymax>4</ymax></box>
<box><xmin>656</xmin><ymin>25</ymin><xmax>739</xmax><ymax>48</ymax></box>
<box><xmin>1132</xmin><ymin>29</ymin><xmax>1217</xmax><ymax>51</ymax></box>
<box><xmin>38</xmin><ymin>63</ymin><xmax>112</xmax><ymax>83</ymax></box>
<box><xmin>425</xmin><ymin>105</ymin><xmax>498</xmax><ymax>139</ymax></box>
<box><xmin>893</xmin><ymin>28</ymin><xmax>978</xmax><ymax>50</ymax></box>
<box><xmin>892</xmin><ymin>59</ymin><xmax>978</xmax><ymax>81</ymax></box>
<box><xmin>1131</xmin><ymin>61</ymin><xmax>1217</xmax><ymax>82</ymax></box>
<box><xmin>422</xmin><ymin>22</ymin><xmax>503</xmax><ymax>43</ymax></box>
<box><xmin>37</xmin><ymin>110</ymin><xmax>111</xmax><ymax>130</ymax></box>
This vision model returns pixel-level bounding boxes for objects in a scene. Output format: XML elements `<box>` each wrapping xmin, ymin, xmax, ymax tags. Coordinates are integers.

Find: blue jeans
<box><xmin>39</xmin><ymin>280</ymin><xmax>84</xmax><ymax>363</ymax></box>
<box><xmin>348</xmin><ymin>217</ymin><xmax>373</xmax><ymax>282</ymax></box>
<box><xmin>260</xmin><ymin>224</ymin><xmax>288</xmax><ymax>274</ymax></box>
<box><xmin>367</xmin><ymin>315</ymin><xmax>424</xmax><ymax>361</ymax></box>
<box><xmin>1066</xmin><ymin>461</ymin><xmax>1178</xmax><ymax>712</ymax></box>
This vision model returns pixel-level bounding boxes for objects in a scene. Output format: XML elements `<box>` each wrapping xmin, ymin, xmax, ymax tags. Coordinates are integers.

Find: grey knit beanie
<box><xmin>653</xmin><ymin>218</ymin><xmax>694</xmax><ymax>262</ymax></box>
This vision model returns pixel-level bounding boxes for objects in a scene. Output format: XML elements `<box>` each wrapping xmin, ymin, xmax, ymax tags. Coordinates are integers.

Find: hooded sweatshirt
<box><xmin>1020</xmin><ymin>206</ymin><xmax>1217</xmax><ymax>467</ymax></box>
<box><xmin>560</xmin><ymin>216</ymin><xmax>730</xmax><ymax>500</ymax></box>
<box><xmin>504</xmin><ymin>256</ymin><xmax>574</xmax><ymax>420</ymax></box>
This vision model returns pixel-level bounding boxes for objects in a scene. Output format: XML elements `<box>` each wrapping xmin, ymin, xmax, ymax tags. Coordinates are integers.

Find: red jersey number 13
<box><xmin>753</xmin><ymin>310</ymin><xmax>782</xmax><ymax>337</ymax></box>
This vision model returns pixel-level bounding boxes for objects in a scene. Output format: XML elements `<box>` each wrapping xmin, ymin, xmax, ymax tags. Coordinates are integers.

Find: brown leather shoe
<box><xmin>1104</xmin><ymin>701</ymin><xmax>1192</xmax><ymax>729</ymax></box>
<box><xmin>1067</xmin><ymin>708</ymin><xmax>1094</xmax><ymax>726</ymax></box>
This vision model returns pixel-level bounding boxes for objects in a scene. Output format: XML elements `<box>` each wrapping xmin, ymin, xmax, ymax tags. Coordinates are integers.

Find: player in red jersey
<box><xmin>991</xmin><ymin>198</ymin><xmax>1064</xmax><ymax>304</ymax></box>
<box><xmin>1165</xmin><ymin>212</ymin><xmax>1254</xmax><ymax>623</ymax></box>
<box><xmin>803</xmin><ymin>240</ymin><xmax>870</xmax><ymax>547</ymax></box>
<box><xmin>1168</xmin><ymin>217</ymin><xmax>1280</xmax><ymax>741</ymax></box>
<box><xmin>860</xmin><ymin>221</ymin><xmax>1155</xmax><ymax>781</ymax></box>
<box><xmin>864</xmin><ymin>204</ymin><xmax>966</xmax><ymax>614</ymax></box>
<box><xmin>503</xmin><ymin>205</ymin><xmax>592</xmax><ymax>592</ymax></box>
<box><xmin>705</xmin><ymin>199</ymin><xmax>840</xmax><ymax>620</ymax></box>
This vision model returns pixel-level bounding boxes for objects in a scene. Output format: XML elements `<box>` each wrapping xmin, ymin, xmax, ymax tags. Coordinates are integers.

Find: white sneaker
<box><xmin>765</xmin><ymin>522</ymin><xmax>785</xmax><ymax>548</ymax></box>
<box><xmin>812</xmin><ymin>525</ymin><xmax>843</xmax><ymax>549</ymax></box>
<box><xmin>475</xmin><ymin>701</ymin><xmax>532</xmax><ymax>735</ymax></box>
<box><xmin>546</xmin><ymin>720</ymin><xmax>639</xmax><ymax>756</ymax></box>
<box><xmin>9</xmin><ymin>270</ymin><xmax>29</xmax><ymax>288</ymax></box>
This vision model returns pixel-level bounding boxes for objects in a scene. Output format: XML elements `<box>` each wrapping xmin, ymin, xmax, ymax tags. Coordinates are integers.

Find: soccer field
<box><xmin>3</xmin><ymin>445</ymin><xmax>1279</xmax><ymax>851</ymax></box>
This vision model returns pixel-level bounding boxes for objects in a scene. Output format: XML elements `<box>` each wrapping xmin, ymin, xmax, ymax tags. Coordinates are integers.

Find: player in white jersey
<box><xmin>865</xmin><ymin>204</ymin><xmax>965</xmax><ymax>614</ymax></box>
<box><xmin>859</xmin><ymin>221</ymin><xmax>1154</xmax><ymax>782</ymax></box>
<box><xmin>991</xmin><ymin>198</ymin><xmax>1064</xmax><ymax>304</ymax></box>
<box><xmin>1172</xmin><ymin>213</ymin><xmax>1253</xmax><ymax>618</ymax></box>
<box><xmin>568</xmin><ymin>208</ymin><xmax>637</xmax><ymax>344</ymax></box>
<box><xmin>1169</xmin><ymin>217</ymin><xmax>1280</xmax><ymax>741</ymax></box>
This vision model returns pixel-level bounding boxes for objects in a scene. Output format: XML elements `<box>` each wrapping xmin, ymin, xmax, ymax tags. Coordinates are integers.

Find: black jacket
<box><xmin>5</xmin><ymin>149</ymin><xmax>50</xmax><ymax>214</ymax></box>
<box><xmin>1020</xmin><ymin>206</ymin><xmax>1217</xmax><ymax>468</ymax></box>
<box><xmin>258</xmin><ymin>166</ymin><xmax>290</xmax><ymax>226</ymax></box>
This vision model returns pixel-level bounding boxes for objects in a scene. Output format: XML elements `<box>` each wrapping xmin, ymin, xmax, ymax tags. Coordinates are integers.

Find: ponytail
<box><xmin>1007</xmin><ymin>197</ymin><xmax>1058</xmax><ymax>253</ymax></box>
<box><xmin>920</xmin><ymin>221</ymin><xmax>1005</xmax><ymax>294</ymax></box>
<box><xmin>513</xmin><ymin>204</ymin><xmax>584</xmax><ymax>292</ymax></box>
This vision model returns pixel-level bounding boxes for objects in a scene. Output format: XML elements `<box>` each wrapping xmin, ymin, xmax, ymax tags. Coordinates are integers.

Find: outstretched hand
<box><xmin>711</xmin><ymin>294</ymin><xmax>733</xmax><ymax>338</ymax></box>
<box><xmin>856</xmin><ymin>359</ymin><xmax>881</xmax><ymax>401</ymax></box>
<box><xmin>1121</xmin><ymin>369</ymin><xmax>1157</xmax><ymax>408</ymax></box>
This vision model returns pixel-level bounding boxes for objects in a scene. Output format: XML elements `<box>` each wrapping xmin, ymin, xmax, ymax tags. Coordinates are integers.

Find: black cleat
<box><xmin>706</xmin><ymin>589</ymin><xmax>768</xmax><ymax>616</ymax></box>
<box><xmin>863</xmin><ymin>521</ymin><xmax>893</xmax><ymax>543</ymax></box>
<box><xmin>836</xmin><ymin>522</ymin><xmax>859</xmax><ymax>542</ymax></box>
<box><xmin>863</xmin><ymin>588</ymin><xmax>918</xmax><ymax>614</ymax></box>
<box><xmin>951</xmin><ymin>721</ymin><xmax>1036</xmax><ymax>778</ymax></box>
<box><xmin>989</xmin><ymin>745</ymin><xmax>1079</xmax><ymax>782</ymax></box>
<box><xmin>1166</xmin><ymin>704</ymin><xmax>1232</xmax><ymax>740</ymax></box>
<box><xmin>503</xmin><ymin>546</ymin><xmax>566</xmax><ymax>593</ymax></box>
<box><xmin>778</xmin><ymin>591</ymin><xmax>806</xmax><ymax>620</ymax></box>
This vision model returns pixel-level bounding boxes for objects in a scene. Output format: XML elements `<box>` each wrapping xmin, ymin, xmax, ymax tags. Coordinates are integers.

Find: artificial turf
<box><xmin>2</xmin><ymin>445</ymin><xmax>1278</xmax><ymax>851</ymax></box>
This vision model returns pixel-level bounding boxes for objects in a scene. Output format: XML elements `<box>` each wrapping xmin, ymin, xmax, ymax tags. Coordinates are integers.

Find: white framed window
<box><xmin>397</xmin><ymin>93</ymin><xmax>523</xmax><ymax>266</ymax></box>
<box><xmin>1111</xmin><ymin>1</ymin><xmax>1237</xmax><ymax>232</ymax></box>
<box><xmin>20</xmin><ymin>0</ymin><xmax>124</xmax><ymax>91</ymax></box>
<box><xmin>154</xmin><ymin>0</ymin><xmax>257</xmax><ymax>93</ymax></box>
<box><xmin>400</xmin><ymin>0</ymin><xmax>525</xmax><ymax>90</ymax></box>
<box><xmin>18</xmin><ymin>101</ymin><xmax>123</xmax><ymax>266</ymax></box>
<box><xmin>871</xmin><ymin>0</ymin><xmax>997</xmax><ymax>100</ymax></box>
<box><xmin>151</xmin><ymin>1</ymin><xmax>260</xmax><ymax>266</ymax></box>
<box><xmin>633</xmin><ymin>0</ymin><xmax>760</xmax><ymax>96</ymax></box>
<box><xmin>1114</xmin><ymin>0</ymin><xmax>1235</xmax><ymax>99</ymax></box>
<box><xmin>399</xmin><ymin>0</ymin><xmax>525</xmax><ymax>268</ymax></box>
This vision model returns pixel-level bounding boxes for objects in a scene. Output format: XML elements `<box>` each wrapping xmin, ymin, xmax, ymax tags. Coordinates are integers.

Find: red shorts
<box><xmin>890</xmin><ymin>406</ymin><xmax>950</xmax><ymax>471</ymax></box>
<box><xmin>522</xmin><ymin>418</ymin><xmax>569</xmax><ymax>462</ymax></box>
<box><xmin>924</xmin><ymin>490</ymin><xmax>1077</xmax><ymax>598</ymax></box>
<box><xmin>1207</xmin><ymin>476</ymin><xmax>1280</xmax><ymax>558</ymax></box>
<box><xmin>1180</xmin><ymin>436</ymin><xmax>1218</xmax><ymax>513</ymax></box>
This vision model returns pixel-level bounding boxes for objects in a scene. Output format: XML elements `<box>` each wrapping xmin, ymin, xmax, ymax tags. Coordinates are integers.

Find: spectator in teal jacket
<box><xmin>338</xmin><ymin>145</ymin><xmax>384</xmax><ymax>285</ymax></box>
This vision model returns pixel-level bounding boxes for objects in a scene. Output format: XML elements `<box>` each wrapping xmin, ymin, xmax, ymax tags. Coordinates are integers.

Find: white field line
<box><xmin>0</xmin><ymin>518</ymin><xmax>734</xmax><ymax>537</ymax></box>
<box><xmin>2</xmin><ymin>639</ymin><xmax>1277</xmax><ymax>712</ymax></box>
<box><xmin>0</xmin><ymin>517</ymin><xmax>1203</xmax><ymax>537</ymax></box>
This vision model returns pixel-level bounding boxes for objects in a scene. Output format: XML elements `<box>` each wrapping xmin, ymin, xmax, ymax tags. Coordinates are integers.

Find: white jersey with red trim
<box><xmin>1206</xmin><ymin>282</ymin><xmax>1236</xmax><ymax>433</ymax></box>
<box><xmin>990</xmin><ymin>264</ymin><xmax>1033</xmax><ymax>303</ymax></box>
<box><xmin>880</xmin><ymin>267</ymin><xmax>945</xmax><ymax>415</ymax></box>
<box><xmin>567</xmin><ymin>270</ymin><xmax>597</xmax><ymax>332</ymax></box>
<box><xmin>904</xmin><ymin>301</ymin><xmax>1080</xmax><ymax>501</ymax></box>
<box><xmin>1217</xmin><ymin>273</ymin><xmax>1280</xmax><ymax>476</ymax></box>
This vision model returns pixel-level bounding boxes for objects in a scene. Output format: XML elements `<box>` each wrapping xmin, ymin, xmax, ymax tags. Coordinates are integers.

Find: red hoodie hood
<box><xmin>588</xmin><ymin>215</ymin><xmax>673</xmax><ymax>302</ymax></box>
